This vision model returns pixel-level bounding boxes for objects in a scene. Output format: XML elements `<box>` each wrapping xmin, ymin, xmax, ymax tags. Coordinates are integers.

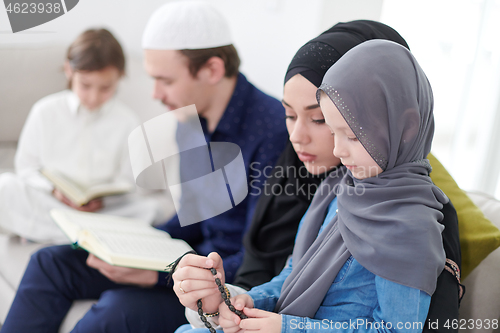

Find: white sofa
<box><xmin>1</xmin><ymin>45</ymin><xmax>500</xmax><ymax>333</ymax></box>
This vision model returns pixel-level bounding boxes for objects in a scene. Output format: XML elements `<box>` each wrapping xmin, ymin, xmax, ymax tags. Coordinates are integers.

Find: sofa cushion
<box><xmin>0</xmin><ymin>45</ymin><xmax>67</xmax><ymax>142</ymax></box>
<box><xmin>0</xmin><ymin>234</ymin><xmax>52</xmax><ymax>323</ymax></box>
<box><xmin>458</xmin><ymin>191</ymin><xmax>500</xmax><ymax>333</ymax></box>
<box><xmin>0</xmin><ymin>235</ymin><xmax>96</xmax><ymax>332</ymax></box>
<box><xmin>428</xmin><ymin>154</ymin><xmax>500</xmax><ymax>278</ymax></box>
<box><xmin>0</xmin><ymin>234</ymin><xmax>51</xmax><ymax>290</ymax></box>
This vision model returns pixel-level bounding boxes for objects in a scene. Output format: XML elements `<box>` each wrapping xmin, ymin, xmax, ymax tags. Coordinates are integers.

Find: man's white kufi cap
<box><xmin>142</xmin><ymin>1</ymin><xmax>233</xmax><ymax>50</ymax></box>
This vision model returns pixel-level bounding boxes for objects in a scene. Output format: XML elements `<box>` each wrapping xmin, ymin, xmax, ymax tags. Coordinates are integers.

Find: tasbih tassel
<box><xmin>165</xmin><ymin>250</ymin><xmax>197</xmax><ymax>286</ymax></box>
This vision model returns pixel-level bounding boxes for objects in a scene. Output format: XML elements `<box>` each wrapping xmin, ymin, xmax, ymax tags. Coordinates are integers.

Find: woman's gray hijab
<box><xmin>275</xmin><ymin>40</ymin><xmax>448</xmax><ymax>318</ymax></box>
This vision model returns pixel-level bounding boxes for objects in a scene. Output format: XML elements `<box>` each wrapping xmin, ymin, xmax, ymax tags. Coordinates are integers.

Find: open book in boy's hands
<box><xmin>41</xmin><ymin>168</ymin><xmax>133</xmax><ymax>206</ymax></box>
<box><xmin>50</xmin><ymin>209</ymin><xmax>194</xmax><ymax>271</ymax></box>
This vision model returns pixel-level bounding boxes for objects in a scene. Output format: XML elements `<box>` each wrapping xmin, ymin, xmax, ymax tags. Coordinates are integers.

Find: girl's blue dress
<box><xmin>177</xmin><ymin>198</ymin><xmax>431</xmax><ymax>333</ymax></box>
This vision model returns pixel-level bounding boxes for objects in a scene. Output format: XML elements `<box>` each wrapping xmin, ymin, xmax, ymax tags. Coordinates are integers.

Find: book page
<box><xmin>85</xmin><ymin>182</ymin><xmax>133</xmax><ymax>199</ymax></box>
<box><xmin>91</xmin><ymin>230</ymin><xmax>193</xmax><ymax>263</ymax></box>
<box><xmin>50</xmin><ymin>209</ymin><xmax>193</xmax><ymax>271</ymax></box>
<box><xmin>42</xmin><ymin>169</ymin><xmax>132</xmax><ymax>205</ymax></box>
<box><xmin>41</xmin><ymin>168</ymin><xmax>87</xmax><ymax>204</ymax></box>
<box><xmin>51</xmin><ymin>209</ymin><xmax>165</xmax><ymax>237</ymax></box>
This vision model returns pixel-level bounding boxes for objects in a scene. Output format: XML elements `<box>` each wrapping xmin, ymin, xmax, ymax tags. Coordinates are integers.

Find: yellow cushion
<box><xmin>428</xmin><ymin>153</ymin><xmax>500</xmax><ymax>279</ymax></box>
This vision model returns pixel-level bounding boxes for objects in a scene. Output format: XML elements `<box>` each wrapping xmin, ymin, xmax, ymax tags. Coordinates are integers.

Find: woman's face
<box><xmin>283</xmin><ymin>74</ymin><xmax>341</xmax><ymax>175</ymax></box>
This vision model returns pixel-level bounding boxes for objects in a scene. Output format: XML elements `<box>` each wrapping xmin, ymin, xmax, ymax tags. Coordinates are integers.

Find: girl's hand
<box><xmin>172</xmin><ymin>252</ymin><xmax>225</xmax><ymax>313</ymax></box>
<box><xmin>219</xmin><ymin>294</ymin><xmax>254</xmax><ymax>333</ymax></box>
<box><xmin>239</xmin><ymin>308</ymin><xmax>282</xmax><ymax>333</ymax></box>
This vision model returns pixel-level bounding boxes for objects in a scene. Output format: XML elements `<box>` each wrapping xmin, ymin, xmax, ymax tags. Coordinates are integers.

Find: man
<box><xmin>1</xmin><ymin>2</ymin><xmax>287</xmax><ymax>332</ymax></box>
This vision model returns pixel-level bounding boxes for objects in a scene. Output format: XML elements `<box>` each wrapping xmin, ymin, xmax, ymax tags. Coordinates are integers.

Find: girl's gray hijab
<box><xmin>275</xmin><ymin>40</ymin><xmax>448</xmax><ymax>318</ymax></box>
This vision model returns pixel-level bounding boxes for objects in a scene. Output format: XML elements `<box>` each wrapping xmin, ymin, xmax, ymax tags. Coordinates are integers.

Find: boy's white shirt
<box><xmin>15</xmin><ymin>90</ymin><xmax>139</xmax><ymax>191</ymax></box>
<box><xmin>185</xmin><ymin>284</ymin><xmax>247</xmax><ymax>328</ymax></box>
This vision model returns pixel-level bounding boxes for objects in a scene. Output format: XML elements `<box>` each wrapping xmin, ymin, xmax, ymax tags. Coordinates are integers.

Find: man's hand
<box><xmin>219</xmin><ymin>294</ymin><xmax>254</xmax><ymax>333</ymax></box>
<box><xmin>239</xmin><ymin>308</ymin><xmax>282</xmax><ymax>333</ymax></box>
<box><xmin>172</xmin><ymin>252</ymin><xmax>225</xmax><ymax>313</ymax></box>
<box><xmin>53</xmin><ymin>188</ymin><xmax>103</xmax><ymax>212</ymax></box>
<box><xmin>86</xmin><ymin>254</ymin><xmax>158</xmax><ymax>287</ymax></box>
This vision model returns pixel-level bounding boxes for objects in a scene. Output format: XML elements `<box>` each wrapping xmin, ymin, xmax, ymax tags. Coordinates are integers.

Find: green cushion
<box><xmin>428</xmin><ymin>153</ymin><xmax>500</xmax><ymax>279</ymax></box>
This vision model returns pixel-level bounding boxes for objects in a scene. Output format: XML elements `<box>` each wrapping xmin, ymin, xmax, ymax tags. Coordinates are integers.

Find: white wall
<box><xmin>0</xmin><ymin>0</ymin><xmax>383</xmax><ymax>100</ymax></box>
<box><xmin>380</xmin><ymin>0</ymin><xmax>500</xmax><ymax>197</ymax></box>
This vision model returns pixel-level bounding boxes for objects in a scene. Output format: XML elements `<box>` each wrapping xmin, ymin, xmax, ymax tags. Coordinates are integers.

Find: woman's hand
<box><xmin>239</xmin><ymin>308</ymin><xmax>282</xmax><ymax>333</ymax></box>
<box><xmin>219</xmin><ymin>294</ymin><xmax>254</xmax><ymax>333</ymax></box>
<box><xmin>53</xmin><ymin>188</ymin><xmax>103</xmax><ymax>212</ymax></box>
<box><xmin>172</xmin><ymin>252</ymin><xmax>225</xmax><ymax>313</ymax></box>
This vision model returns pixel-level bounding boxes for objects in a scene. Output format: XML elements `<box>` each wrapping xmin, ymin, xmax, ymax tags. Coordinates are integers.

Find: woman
<box><xmin>234</xmin><ymin>20</ymin><xmax>412</xmax><ymax>290</ymax></box>
<box><xmin>173</xmin><ymin>21</ymin><xmax>461</xmax><ymax>333</ymax></box>
<box><xmin>218</xmin><ymin>39</ymin><xmax>448</xmax><ymax>333</ymax></box>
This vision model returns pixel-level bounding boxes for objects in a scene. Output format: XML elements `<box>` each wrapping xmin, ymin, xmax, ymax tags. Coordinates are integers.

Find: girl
<box><xmin>217</xmin><ymin>39</ymin><xmax>448</xmax><ymax>333</ymax></box>
<box><xmin>174</xmin><ymin>22</ymin><xmax>460</xmax><ymax>333</ymax></box>
<box><xmin>0</xmin><ymin>28</ymin><xmax>158</xmax><ymax>243</ymax></box>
